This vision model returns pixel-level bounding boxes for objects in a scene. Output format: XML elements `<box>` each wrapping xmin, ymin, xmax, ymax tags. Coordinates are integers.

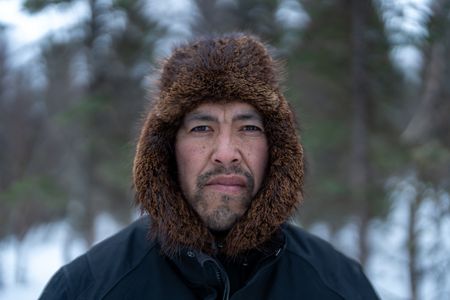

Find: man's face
<box><xmin>175</xmin><ymin>102</ymin><xmax>269</xmax><ymax>232</ymax></box>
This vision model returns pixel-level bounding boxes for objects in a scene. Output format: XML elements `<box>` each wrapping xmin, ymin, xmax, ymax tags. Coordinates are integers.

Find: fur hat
<box><xmin>133</xmin><ymin>33</ymin><xmax>304</xmax><ymax>257</ymax></box>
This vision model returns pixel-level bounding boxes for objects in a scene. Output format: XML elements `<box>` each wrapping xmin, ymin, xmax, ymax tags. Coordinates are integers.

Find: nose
<box><xmin>211</xmin><ymin>131</ymin><xmax>241</xmax><ymax>167</ymax></box>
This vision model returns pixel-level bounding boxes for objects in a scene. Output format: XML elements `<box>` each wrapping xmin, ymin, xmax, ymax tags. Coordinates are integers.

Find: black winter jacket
<box><xmin>39</xmin><ymin>217</ymin><xmax>379</xmax><ymax>300</ymax></box>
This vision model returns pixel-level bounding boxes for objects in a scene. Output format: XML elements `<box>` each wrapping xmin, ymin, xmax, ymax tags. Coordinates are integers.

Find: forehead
<box><xmin>183</xmin><ymin>102</ymin><xmax>263</xmax><ymax>122</ymax></box>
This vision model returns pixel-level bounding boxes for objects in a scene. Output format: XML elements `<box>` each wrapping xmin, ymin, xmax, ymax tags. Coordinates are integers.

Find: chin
<box><xmin>202</xmin><ymin>209</ymin><xmax>241</xmax><ymax>232</ymax></box>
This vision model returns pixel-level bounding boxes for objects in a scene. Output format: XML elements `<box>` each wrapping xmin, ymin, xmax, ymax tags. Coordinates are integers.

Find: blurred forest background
<box><xmin>0</xmin><ymin>0</ymin><xmax>449</xmax><ymax>299</ymax></box>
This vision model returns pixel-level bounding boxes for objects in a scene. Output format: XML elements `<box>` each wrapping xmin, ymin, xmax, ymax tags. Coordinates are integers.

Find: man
<box><xmin>40</xmin><ymin>33</ymin><xmax>379</xmax><ymax>299</ymax></box>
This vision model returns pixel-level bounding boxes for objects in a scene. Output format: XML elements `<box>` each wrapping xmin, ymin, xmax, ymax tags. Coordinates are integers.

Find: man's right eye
<box><xmin>190</xmin><ymin>125</ymin><xmax>211</xmax><ymax>132</ymax></box>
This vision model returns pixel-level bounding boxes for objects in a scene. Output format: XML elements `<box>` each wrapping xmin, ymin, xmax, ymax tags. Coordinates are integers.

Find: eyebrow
<box><xmin>184</xmin><ymin>111</ymin><xmax>263</xmax><ymax>124</ymax></box>
<box><xmin>184</xmin><ymin>113</ymin><xmax>217</xmax><ymax>123</ymax></box>
<box><xmin>232</xmin><ymin>112</ymin><xmax>263</xmax><ymax>123</ymax></box>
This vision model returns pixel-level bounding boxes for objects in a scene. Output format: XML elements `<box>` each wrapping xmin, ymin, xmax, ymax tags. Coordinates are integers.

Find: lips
<box><xmin>206</xmin><ymin>175</ymin><xmax>247</xmax><ymax>187</ymax></box>
<box><xmin>205</xmin><ymin>175</ymin><xmax>247</xmax><ymax>194</ymax></box>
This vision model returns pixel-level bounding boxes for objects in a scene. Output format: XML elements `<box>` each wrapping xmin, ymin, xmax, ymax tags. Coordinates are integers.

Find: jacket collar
<box><xmin>167</xmin><ymin>227</ymin><xmax>286</xmax><ymax>297</ymax></box>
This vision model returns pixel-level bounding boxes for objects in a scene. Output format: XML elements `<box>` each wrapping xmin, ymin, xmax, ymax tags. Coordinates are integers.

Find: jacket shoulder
<box><xmin>282</xmin><ymin>223</ymin><xmax>379</xmax><ymax>299</ymax></box>
<box><xmin>39</xmin><ymin>216</ymin><xmax>156</xmax><ymax>299</ymax></box>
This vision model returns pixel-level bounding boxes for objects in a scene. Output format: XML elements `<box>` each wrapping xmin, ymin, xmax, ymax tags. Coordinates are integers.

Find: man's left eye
<box><xmin>191</xmin><ymin>125</ymin><xmax>210</xmax><ymax>132</ymax></box>
<box><xmin>242</xmin><ymin>125</ymin><xmax>262</xmax><ymax>131</ymax></box>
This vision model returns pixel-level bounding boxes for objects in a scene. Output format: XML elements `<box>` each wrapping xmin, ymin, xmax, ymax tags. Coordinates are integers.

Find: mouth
<box><xmin>205</xmin><ymin>175</ymin><xmax>247</xmax><ymax>194</ymax></box>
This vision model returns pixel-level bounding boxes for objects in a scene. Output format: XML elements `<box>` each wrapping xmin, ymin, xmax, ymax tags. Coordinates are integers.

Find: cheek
<box><xmin>176</xmin><ymin>141</ymin><xmax>209</xmax><ymax>193</ymax></box>
<box><xmin>255</xmin><ymin>145</ymin><xmax>269</xmax><ymax>181</ymax></box>
<box><xmin>245</xmin><ymin>140</ymin><xmax>269</xmax><ymax>188</ymax></box>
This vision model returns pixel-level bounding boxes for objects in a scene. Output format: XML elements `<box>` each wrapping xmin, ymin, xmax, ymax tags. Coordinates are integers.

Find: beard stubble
<box><xmin>192</xmin><ymin>166</ymin><xmax>255</xmax><ymax>231</ymax></box>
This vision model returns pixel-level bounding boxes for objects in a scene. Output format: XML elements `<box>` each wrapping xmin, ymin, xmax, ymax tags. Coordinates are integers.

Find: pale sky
<box><xmin>0</xmin><ymin>0</ymin><xmax>431</xmax><ymax>73</ymax></box>
<box><xmin>0</xmin><ymin>0</ymin><xmax>88</xmax><ymax>63</ymax></box>
<box><xmin>0</xmin><ymin>0</ymin><xmax>195</xmax><ymax>62</ymax></box>
<box><xmin>0</xmin><ymin>0</ymin><xmax>88</xmax><ymax>44</ymax></box>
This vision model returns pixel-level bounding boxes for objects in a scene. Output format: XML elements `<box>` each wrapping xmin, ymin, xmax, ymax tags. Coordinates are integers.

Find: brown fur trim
<box><xmin>133</xmin><ymin>33</ymin><xmax>304</xmax><ymax>257</ymax></box>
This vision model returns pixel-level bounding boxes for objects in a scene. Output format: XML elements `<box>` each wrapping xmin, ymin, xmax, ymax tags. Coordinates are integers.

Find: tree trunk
<box><xmin>64</xmin><ymin>0</ymin><xmax>103</xmax><ymax>248</ymax></box>
<box><xmin>14</xmin><ymin>240</ymin><xmax>27</xmax><ymax>284</ymax></box>
<box><xmin>402</xmin><ymin>0</ymin><xmax>449</xmax><ymax>145</ymax></box>
<box><xmin>402</xmin><ymin>40</ymin><xmax>445</xmax><ymax>144</ymax></box>
<box><xmin>349</xmin><ymin>0</ymin><xmax>371</xmax><ymax>267</ymax></box>
<box><xmin>407</xmin><ymin>185</ymin><xmax>423</xmax><ymax>300</ymax></box>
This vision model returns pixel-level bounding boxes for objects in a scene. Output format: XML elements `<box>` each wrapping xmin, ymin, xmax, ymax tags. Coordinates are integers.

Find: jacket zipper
<box><xmin>209</xmin><ymin>259</ymin><xmax>230</xmax><ymax>300</ymax></box>
<box><xmin>191</xmin><ymin>249</ymin><xmax>231</xmax><ymax>300</ymax></box>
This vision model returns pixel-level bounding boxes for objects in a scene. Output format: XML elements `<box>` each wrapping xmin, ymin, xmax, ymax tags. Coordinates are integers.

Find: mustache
<box><xmin>197</xmin><ymin>166</ymin><xmax>254</xmax><ymax>192</ymax></box>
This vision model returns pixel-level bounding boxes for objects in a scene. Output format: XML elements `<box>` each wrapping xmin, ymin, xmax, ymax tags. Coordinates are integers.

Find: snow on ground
<box><xmin>0</xmin><ymin>213</ymin><xmax>124</xmax><ymax>300</ymax></box>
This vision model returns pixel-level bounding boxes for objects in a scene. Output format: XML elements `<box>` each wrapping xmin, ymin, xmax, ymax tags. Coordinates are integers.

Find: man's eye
<box><xmin>190</xmin><ymin>125</ymin><xmax>210</xmax><ymax>132</ymax></box>
<box><xmin>242</xmin><ymin>125</ymin><xmax>262</xmax><ymax>132</ymax></box>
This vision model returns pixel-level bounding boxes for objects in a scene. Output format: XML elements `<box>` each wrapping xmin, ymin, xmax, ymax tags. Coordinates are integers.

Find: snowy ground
<box><xmin>0</xmin><ymin>214</ymin><xmax>124</xmax><ymax>300</ymax></box>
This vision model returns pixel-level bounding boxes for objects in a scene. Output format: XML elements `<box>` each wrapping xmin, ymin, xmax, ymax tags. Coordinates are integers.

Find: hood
<box><xmin>133</xmin><ymin>33</ymin><xmax>304</xmax><ymax>257</ymax></box>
